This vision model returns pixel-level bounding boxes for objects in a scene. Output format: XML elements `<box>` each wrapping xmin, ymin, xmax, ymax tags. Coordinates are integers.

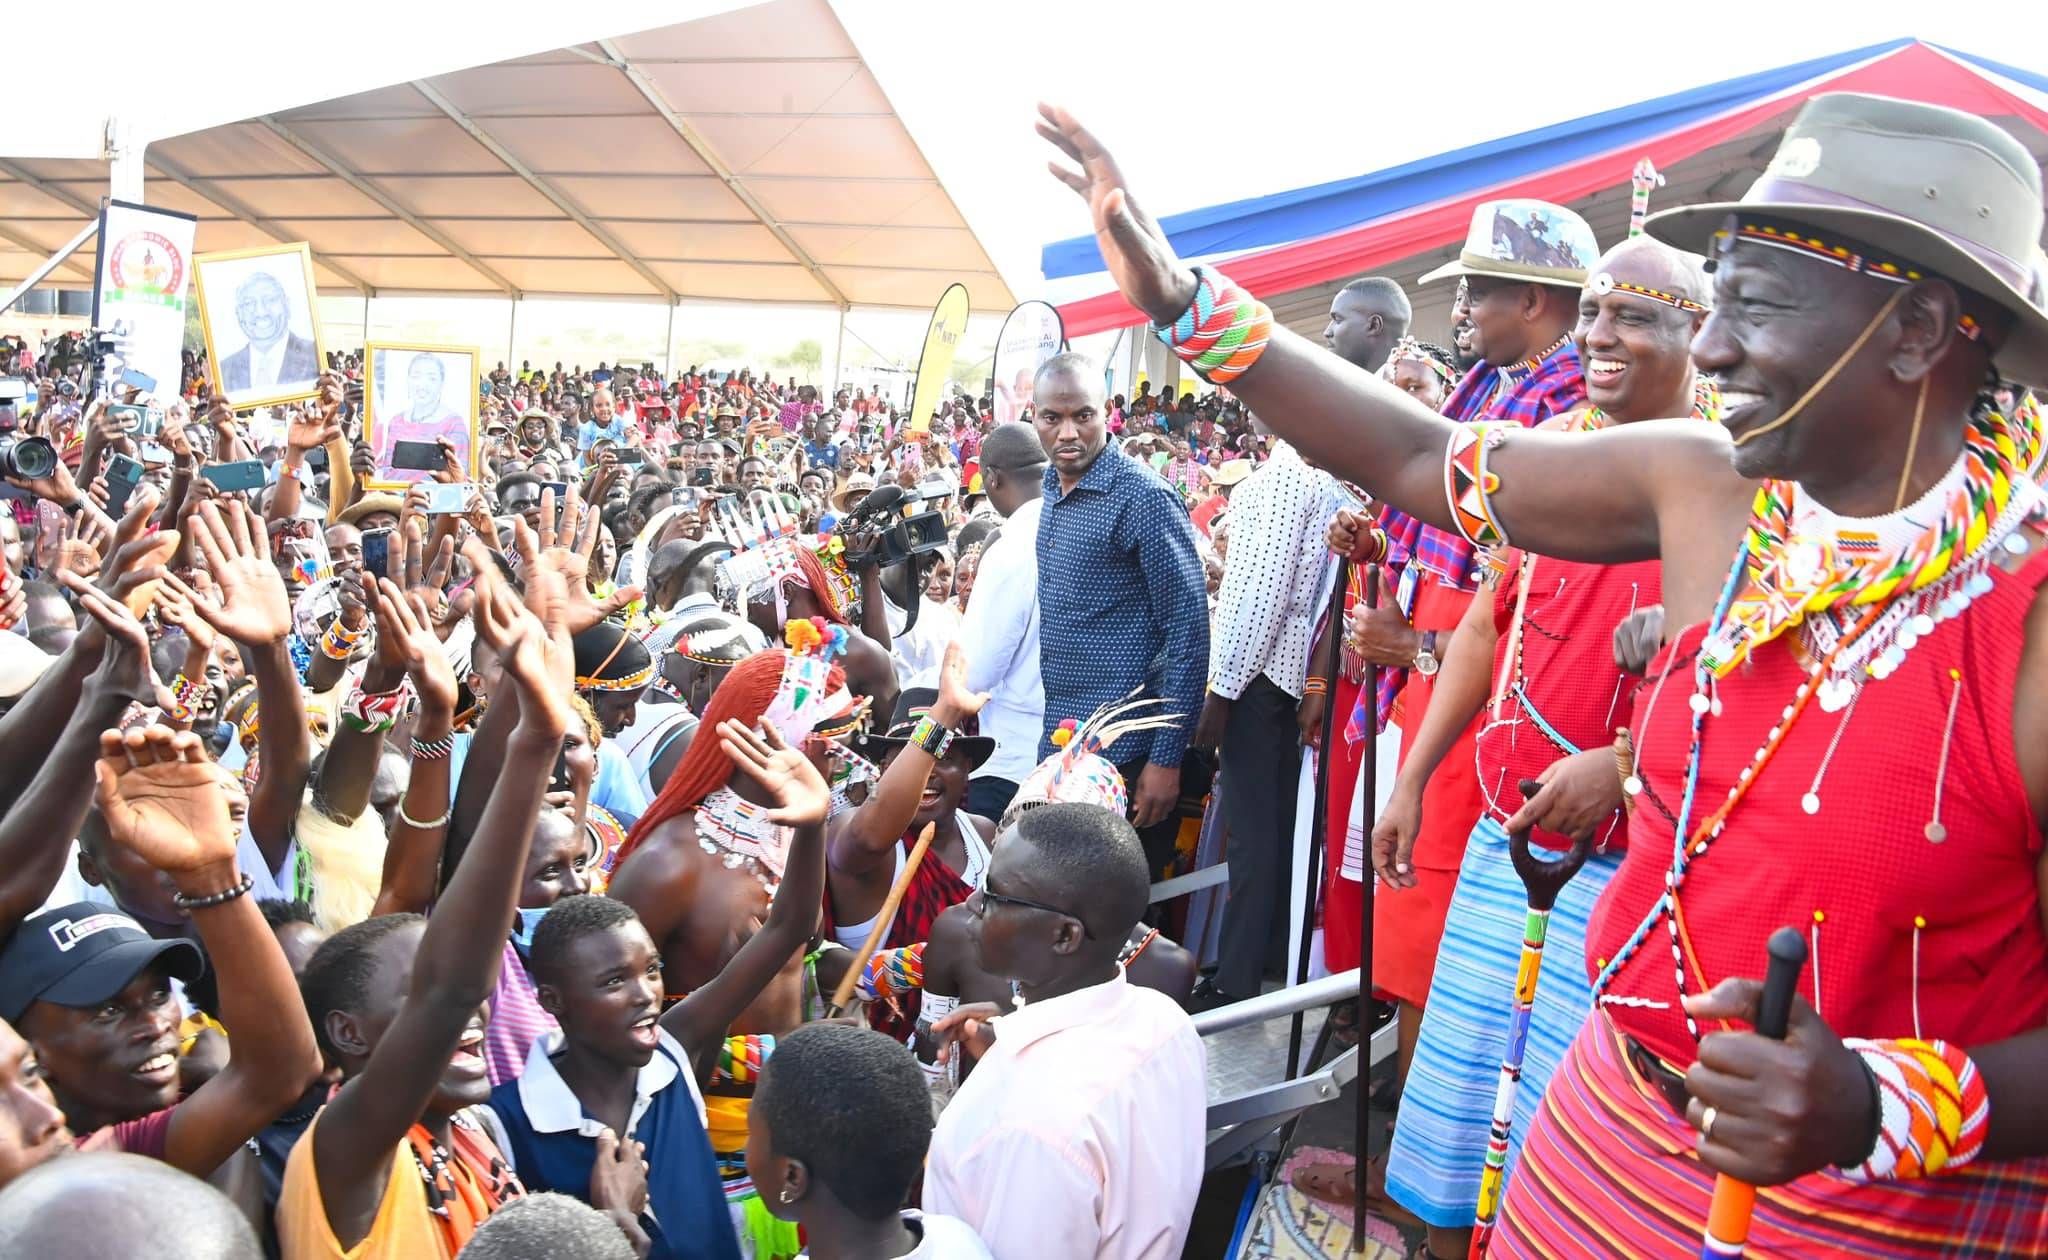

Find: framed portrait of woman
<box><xmin>362</xmin><ymin>342</ymin><xmax>480</xmax><ymax>490</ymax></box>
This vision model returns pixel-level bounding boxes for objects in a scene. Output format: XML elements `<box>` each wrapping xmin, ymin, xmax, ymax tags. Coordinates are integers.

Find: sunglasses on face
<box><xmin>974</xmin><ymin>885</ymin><xmax>1094</xmax><ymax>938</ymax></box>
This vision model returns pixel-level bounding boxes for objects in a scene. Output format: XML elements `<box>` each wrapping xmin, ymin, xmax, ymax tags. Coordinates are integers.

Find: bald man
<box><xmin>1322</xmin><ymin>275</ymin><xmax>1412</xmax><ymax>373</ymax></box>
<box><xmin>0</xmin><ymin>1152</ymin><xmax>260</xmax><ymax>1259</ymax></box>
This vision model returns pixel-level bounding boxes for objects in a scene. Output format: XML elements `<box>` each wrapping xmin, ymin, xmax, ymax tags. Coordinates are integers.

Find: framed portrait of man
<box><xmin>192</xmin><ymin>242</ymin><xmax>325</xmax><ymax>410</ymax></box>
<box><xmin>363</xmin><ymin>343</ymin><xmax>480</xmax><ymax>490</ymax></box>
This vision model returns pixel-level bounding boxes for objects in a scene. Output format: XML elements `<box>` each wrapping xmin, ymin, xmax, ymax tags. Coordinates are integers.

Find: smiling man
<box><xmin>1030</xmin><ymin>352</ymin><xmax>1207</xmax><ymax>873</ymax></box>
<box><xmin>220</xmin><ymin>270</ymin><xmax>318</xmax><ymax>394</ymax></box>
<box><xmin>1042</xmin><ymin>91</ymin><xmax>2048</xmax><ymax>1258</ymax></box>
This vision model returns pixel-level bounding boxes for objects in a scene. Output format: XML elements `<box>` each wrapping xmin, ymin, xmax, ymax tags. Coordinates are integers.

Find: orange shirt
<box><xmin>278</xmin><ymin>1113</ymin><xmax>453</xmax><ymax>1260</ymax></box>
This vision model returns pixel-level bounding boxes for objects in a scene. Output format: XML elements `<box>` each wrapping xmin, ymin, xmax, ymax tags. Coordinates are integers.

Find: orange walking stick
<box><xmin>826</xmin><ymin>821</ymin><xmax>936</xmax><ymax>1017</ymax></box>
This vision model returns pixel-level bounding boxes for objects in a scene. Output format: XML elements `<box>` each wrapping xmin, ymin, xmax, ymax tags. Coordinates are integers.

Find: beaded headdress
<box><xmin>710</xmin><ymin>491</ymin><xmax>803</xmax><ymax>615</ymax></box>
<box><xmin>762</xmin><ymin>617</ymin><xmax>862</xmax><ymax>748</ymax></box>
<box><xmin>1001</xmin><ymin>693</ymin><xmax>1182</xmax><ymax>828</ymax></box>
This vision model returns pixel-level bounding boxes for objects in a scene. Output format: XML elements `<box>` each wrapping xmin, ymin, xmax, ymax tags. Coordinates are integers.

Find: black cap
<box><xmin>0</xmin><ymin>903</ymin><xmax>206</xmax><ymax>1024</ymax></box>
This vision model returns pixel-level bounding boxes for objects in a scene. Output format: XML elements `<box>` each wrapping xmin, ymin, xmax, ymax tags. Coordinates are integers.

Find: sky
<box><xmin>11</xmin><ymin>0</ymin><xmax>2048</xmax><ymax>376</ymax></box>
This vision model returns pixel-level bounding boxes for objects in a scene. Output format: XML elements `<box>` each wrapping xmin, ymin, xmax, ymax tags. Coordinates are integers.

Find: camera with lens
<box><xmin>0</xmin><ymin>433</ymin><xmax>58</xmax><ymax>483</ymax></box>
<box><xmin>836</xmin><ymin>484</ymin><xmax>948</xmax><ymax>569</ymax></box>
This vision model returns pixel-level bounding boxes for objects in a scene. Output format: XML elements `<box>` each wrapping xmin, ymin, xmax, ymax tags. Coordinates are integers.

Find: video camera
<box><xmin>835</xmin><ymin>483</ymin><xmax>948</xmax><ymax>569</ymax></box>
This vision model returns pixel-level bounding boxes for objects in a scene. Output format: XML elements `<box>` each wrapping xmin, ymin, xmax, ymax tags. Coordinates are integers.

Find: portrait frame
<box><xmin>362</xmin><ymin>342</ymin><xmax>482</xmax><ymax>492</ymax></box>
<box><xmin>192</xmin><ymin>242</ymin><xmax>326</xmax><ymax>411</ymax></box>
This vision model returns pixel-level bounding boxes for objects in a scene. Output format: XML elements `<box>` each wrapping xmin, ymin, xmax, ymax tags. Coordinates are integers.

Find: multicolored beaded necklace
<box><xmin>695</xmin><ymin>787</ymin><xmax>789</xmax><ymax>895</ymax></box>
<box><xmin>1596</xmin><ymin>399</ymin><xmax>2043</xmax><ymax>1040</ymax></box>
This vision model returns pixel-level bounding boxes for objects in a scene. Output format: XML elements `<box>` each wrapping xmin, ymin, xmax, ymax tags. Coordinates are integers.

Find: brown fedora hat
<box><xmin>1646</xmin><ymin>92</ymin><xmax>2048</xmax><ymax>385</ymax></box>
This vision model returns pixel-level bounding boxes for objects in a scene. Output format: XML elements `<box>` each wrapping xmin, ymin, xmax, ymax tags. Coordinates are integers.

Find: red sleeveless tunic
<box><xmin>1476</xmin><ymin>550</ymin><xmax>1660</xmax><ymax>852</ymax></box>
<box><xmin>822</xmin><ymin>833</ymin><xmax>973</xmax><ymax>1044</ymax></box>
<box><xmin>1592</xmin><ymin>541</ymin><xmax>2048</xmax><ymax>1066</ymax></box>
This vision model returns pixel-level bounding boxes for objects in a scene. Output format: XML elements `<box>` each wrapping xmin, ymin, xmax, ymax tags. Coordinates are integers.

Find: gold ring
<box><xmin>1700</xmin><ymin>1105</ymin><xmax>1719</xmax><ymax>1140</ymax></box>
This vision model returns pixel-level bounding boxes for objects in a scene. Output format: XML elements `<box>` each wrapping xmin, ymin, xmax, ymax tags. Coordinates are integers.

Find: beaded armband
<box><xmin>341</xmin><ymin>679</ymin><xmax>415</xmax><ymax>733</ymax></box>
<box><xmin>857</xmin><ymin>942</ymin><xmax>928</xmax><ymax>1002</ymax></box>
<box><xmin>320</xmin><ymin>616</ymin><xmax>366</xmax><ymax>662</ymax></box>
<box><xmin>166</xmin><ymin>672</ymin><xmax>208</xmax><ymax>723</ymax></box>
<box><xmin>1837</xmin><ymin>1037</ymin><xmax>1989</xmax><ymax>1182</ymax></box>
<box><xmin>909</xmin><ymin>714</ymin><xmax>955</xmax><ymax>759</ymax></box>
<box><xmin>1151</xmin><ymin>266</ymin><xmax>1273</xmax><ymax>385</ymax></box>
<box><xmin>1445</xmin><ymin>422</ymin><xmax>1513</xmax><ymax>548</ymax></box>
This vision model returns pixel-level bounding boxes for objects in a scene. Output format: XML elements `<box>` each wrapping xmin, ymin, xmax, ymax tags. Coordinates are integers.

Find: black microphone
<box><xmin>852</xmin><ymin>484</ymin><xmax>906</xmax><ymax>518</ymax></box>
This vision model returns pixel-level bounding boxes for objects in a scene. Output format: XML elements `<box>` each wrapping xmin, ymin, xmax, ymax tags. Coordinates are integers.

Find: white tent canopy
<box><xmin>0</xmin><ymin>0</ymin><xmax>1014</xmax><ymax>313</ymax></box>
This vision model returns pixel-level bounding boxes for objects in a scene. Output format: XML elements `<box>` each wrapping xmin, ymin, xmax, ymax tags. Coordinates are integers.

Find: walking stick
<box><xmin>1352</xmin><ymin>560</ymin><xmax>1382</xmax><ymax>1255</ymax></box>
<box><xmin>1468</xmin><ymin>781</ymin><xmax>1594</xmax><ymax>1260</ymax></box>
<box><xmin>826</xmin><ymin>821</ymin><xmax>936</xmax><ymax>1018</ymax></box>
<box><xmin>1286</xmin><ymin>555</ymin><xmax>1352</xmax><ymax>1080</ymax></box>
<box><xmin>1699</xmin><ymin>926</ymin><xmax>1808</xmax><ymax>1259</ymax></box>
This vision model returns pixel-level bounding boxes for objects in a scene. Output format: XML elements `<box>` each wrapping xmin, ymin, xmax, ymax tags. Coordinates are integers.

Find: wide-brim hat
<box><xmin>1210</xmin><ymin>458</ymin><xmax>1255</xmax><ymax>488</ymax></box>
<box><xmin>851</xmin><ymin>687</ymin><xmax>994</xmax><ymax>771</ymax></box>
<box><xmin>1645</xmin><ymin>92</ymin><xmax>2048</xmax><ymax>387</ymax></box>
<box><xmin>1419</xmin><ymin>197</ymin><xmax>1597</xmax><ymax>289</ymax></box>
<box><xmin>833</xmin><ymin>473</ymin><xmax>877</xmax><ymax>511</ymax></box>
<box><xmin>337</xmin><ymin>493</ymin><xmax>405</xmax><ymax>527</ymax></box>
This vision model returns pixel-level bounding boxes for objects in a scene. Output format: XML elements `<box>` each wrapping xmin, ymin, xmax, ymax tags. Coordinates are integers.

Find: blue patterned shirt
<box><xmin>1035</xmin><ymin>443</ymin><xmax>1209</xmax><ymax>768</ymax></box>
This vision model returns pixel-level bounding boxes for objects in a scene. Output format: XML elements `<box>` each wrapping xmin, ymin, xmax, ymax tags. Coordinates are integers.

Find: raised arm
<box><xmin>312</xmin><ymin>533</ymin><xmax>571</xmax><ymax>1235</ymax></box>
<box><xmin>183</xmin><ymin>502</ymin><xmax>311</xmax><ymax>876</ymax></box>
<box><xmin>1035</xmin><ymin>104</ymin><xmax>1742</xmax><ymax>568</ymax></box>
<box><xmin>309</xmin><ymin>574</ymin><xmax>404</xmax><ymax>824</ymax></box>
<box><xmin>370</xmin><ymin>584</ymin><xmax>460</xmax><ymax>917</ymax></box>
<box><xmin>663</xmin><ymin>723</ymin><xmax>829</xmax><ymax>1064</ymax></box>
<box><xmin>91</xmin><ymin>723</ymin><xmax>321</xmax><ymax>1176</ymax></box>
<box><xmin>829</xmin><ymin>641</ymin><xmax>986</xmax><ymax>876</ymax></box>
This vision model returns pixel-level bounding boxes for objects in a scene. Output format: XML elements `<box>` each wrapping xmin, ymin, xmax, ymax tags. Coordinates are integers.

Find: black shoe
<box><xmin>1185</xmin><ymin>978</ymin><xmax>1238</xmax><ymax>1013</ymax></box>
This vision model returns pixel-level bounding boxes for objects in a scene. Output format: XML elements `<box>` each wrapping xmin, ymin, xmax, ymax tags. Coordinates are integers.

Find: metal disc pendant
<box><xmin>1801</xmin><ymin>792</ymin><xmax>1821</xmax><ymax>816</ymax></box>
<box><xmin>1623</xmin><ymin>775</ymin><xmax>1643</xmax><ymax>797</ymax></box>
<box><xmin>1689</xmin><ymin>692</ymin><xmax>1711</xmax><ymax>716</ymax></box>
<box><xmin>1924</xmin><ymin>822</ymin><xmax>1947</xmax><ymax>844</ymax></box>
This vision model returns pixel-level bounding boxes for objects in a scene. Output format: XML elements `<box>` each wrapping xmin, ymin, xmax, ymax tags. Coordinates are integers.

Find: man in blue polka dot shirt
<box><xmin>1032</xmin><ymin>352</ymin><xmax>1209</xmax><ymax>873</ymax></box>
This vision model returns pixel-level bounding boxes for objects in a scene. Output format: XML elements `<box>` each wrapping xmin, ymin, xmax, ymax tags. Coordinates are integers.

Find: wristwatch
<box><xmin>1412</xmin><ymin>631</ymin><xmax>1441</xmax><ymax>677</ymax></box>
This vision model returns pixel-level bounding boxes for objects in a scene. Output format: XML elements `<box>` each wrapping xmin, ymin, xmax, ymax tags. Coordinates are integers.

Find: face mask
<box><xmin>511</xmin><ymin>905</ymin><xmax>551</xmax><ymax>951</ymax></box>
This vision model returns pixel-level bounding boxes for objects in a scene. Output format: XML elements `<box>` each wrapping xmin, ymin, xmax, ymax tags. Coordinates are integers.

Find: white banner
<box><xmin>91</xmin><ymin>200</ymin><xmax>198</xmax><ymax>400</ymax></box>
<box><xmin>989</xmin><ymin>300</ymin><xmax>1065</xmax><ymax>427</ymax></box>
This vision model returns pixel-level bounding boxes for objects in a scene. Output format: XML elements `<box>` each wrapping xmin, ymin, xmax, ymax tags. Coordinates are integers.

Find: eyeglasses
<box><xmin>974</xmin><ymin>886</ymin><xmax>1094</xmax><ymax>938</ymax></box>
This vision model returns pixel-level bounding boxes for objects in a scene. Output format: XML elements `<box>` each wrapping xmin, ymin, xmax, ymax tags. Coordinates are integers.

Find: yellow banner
<box><xmin>907</xmin><ymin>283</ymin><xmax>969</xmax><ymax>434</ymax></box>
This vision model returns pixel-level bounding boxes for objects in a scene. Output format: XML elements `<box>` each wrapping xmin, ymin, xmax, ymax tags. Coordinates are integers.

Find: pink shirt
<box><xmin>484</xmin><ymin>941</ymin><xmax>556</xmax><ymax>1087</ymax></box>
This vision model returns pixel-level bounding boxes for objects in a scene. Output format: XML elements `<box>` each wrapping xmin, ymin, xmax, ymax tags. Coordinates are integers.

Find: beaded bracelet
<box><xmin>320</xmin><ymin>616</ymin><xmax>366</xmax><ymax>662</ymax></box>
<box><xmin>1302</xmin><ymin>677</ymin><xmax>1328</xmax><ymax>697</ymax></box>
<box><xmin>1837</xmin><ymin>1037</ymin><xmax>1989</xmax><ymax>1181</ymax></box>
<box><xmin>908</xmin><ymin>714</ymin><xmax>955</xmax><ymax>759</ymax></box>
<box><xmin>1445</xmin><ymin>422</ymin><xmax>1513</xmax><ymax>548</ymax></box>
<box><xmin>171</xmin><ymin>873</ymin><xmax>254</xmax><ymax>911</ymax></box>
<box><xmin>166</xmin><ymin>672</ymin><xmax>208</xmax><ymax>723</ymax></box>
<box><xmin>410</xmin><ymin>731</ymin><xmax>455</xmax><ymax>762</ymax></box>
<box><xmin>341</xmin><ymin>679</ymin><xmax>414</xmax><ymax>733</ymax></box>
<box><xmin>1151</xmin><ymin>266</ymin><xmax>1273</xmax><ymax>385</ymax></box>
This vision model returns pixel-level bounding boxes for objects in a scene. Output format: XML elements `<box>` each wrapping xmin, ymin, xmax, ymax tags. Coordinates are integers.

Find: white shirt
<box><xmin>885</xmin><ymin>592</ymin><xmax>961</xmax><ymax>687</ymax></box>
<box><xmin>1206</xmin><ymin>442</ymin><xmax>1345</xmax><ymax>700</ymax></box>
<box><xmin>479</xmin><ymin>1026</ymin><xmax>708</xmax><ymax>1169</ymax></box>
<box><xmin>925</xmin><ymin>970</ymin><xmax>1206</xmax><ymax>1260</ymax></box>
<box><xmin>249</xmin><ymin>336</ymin><xmax>287</xmax><ymax>389</ymax></box>
<box><xmin>956</xmin><ymin>497</ymin><xmax>1043</xmax><ymax>786</ymax></box>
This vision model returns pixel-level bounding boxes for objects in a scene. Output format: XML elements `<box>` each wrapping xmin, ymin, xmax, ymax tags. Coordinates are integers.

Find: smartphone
<box><xmin>549</xmin><ymin>744</ymin><xmax>572</xmax><ymax>795</ymax></box>
<box><xmin>391</xmin><ymin>439</ymin><xmax>445</xmax><ymax>472</ymax></box>
<box><xmin>615</xmin><ymin>448</ymin><xmax>645</xmax><ymax>465</ymax></box>
<box><xmin>305</xmin><ymin>444</ymin><xmax>328</xmax><ymax>471</ymax></box>
<box><xmin>425</xmin><ymin>482</ymin><xmax>471</xmax><ymax>514</ymax></box>
<box><xmin>689</xmin><ymin>467</ymin><xmax>714</xmax><ymax>488</ymax></box>
<box><xmin>360</xmin><ymin>528</ymin><xmax>393</xmax><ymax>581</ymax></box>
<box><xmin>119</xmin><ymin>368</ymin><xmax>157</xmax><ymax>393</ymax></box>
<box><xmin>104</xmin><ymin>453</ymin><xmax>144</xmax><ymax>516</ymax></box>
<box><xmin>200</xmin><ymin>460</ymin><xmax>267</xmax><ymax>493</ymax></box>
<box><xmin>107</xmin><ymin>403</ymin><xmax>147</xmax><ymax>433</ymax></box>
<box><xmin>540</xmin><ymin>480</ymin><xmax>570</xmax><ymax>507</ymax></box>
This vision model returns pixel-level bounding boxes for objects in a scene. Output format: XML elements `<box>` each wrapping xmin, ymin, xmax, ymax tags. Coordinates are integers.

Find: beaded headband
<box><xmin>576</xmin><ymin>629</ymin><xmax>651</xmax><ymax>693</ymax></box>
<box><xmin>1587</xmin><ymin>271</ymin><xmax>1707</xmax><ymax>314</ymax></box>
<box><xmin>1381</xmin><ymin>337</ymin><xmax>1458</xmax><ymax>388</ymax></box>
<box><xmin>1715</xmin><ymin>218</ymin><xmax>1985</xmax><ymax>342</ymax></box>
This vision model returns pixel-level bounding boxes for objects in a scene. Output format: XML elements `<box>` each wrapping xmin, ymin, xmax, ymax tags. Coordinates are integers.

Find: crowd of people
<box><xmin>0</xmin><ymin>86</ymin><xmax>2042</xmax><ymax>1260</ymax></box>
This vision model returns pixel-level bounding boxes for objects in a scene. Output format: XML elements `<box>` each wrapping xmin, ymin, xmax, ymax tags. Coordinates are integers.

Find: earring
<box><xmin>779</xmin><ymin>1186</ymin><xmax>797</xmax><ymax>1205</ymax></box>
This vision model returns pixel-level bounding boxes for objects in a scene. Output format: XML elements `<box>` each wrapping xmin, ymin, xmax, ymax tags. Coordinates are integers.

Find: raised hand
<box><xmin>519</xmin><ymin>485</ymin><xmax>638</xmax><ymax>633</ymax></box>
<box><xmin>155</xmin><ymin>573</ymin><xmax>219</xmax><ymax>660</ymax></box>
<box><xmin>932</xmin><ymin>640</ymin><xmax>991</xmax><ymax>726</ymax></box>
<box><xmin>1035</xmin><ymin>104</ymin><xmax>1195</xmax><ymax>324</ymax></box>
<box><xmin>370</xmin><ymin>577</ymin><xmax>458</xmax><ymax>713</ymax></box>
<box><xmin>285</xmin><ymin>401</ymin><xmax>343</xmax><ymax>454</ymax></box>
<box><xmin>186</xmin><ymin>500</ymin><xmax>294</xmax><ymax>645</ymax></box>
<box><xmin>91</xmin><ymin>725</ymin><xmax>236</xmax><ymax>875</ymax></box>
<box><xmin>55</xmin><ymin>504</ymin><xmax>113</xmax><ymax>581</ymax></box>
<box><xmin>717</xmin><ymin>721</ymin><xmax>830</xmax><ymax>828</ymax></box>
<box><xmin>61</xmin><ymin>571</ymin><xmax>157</xmax><ymax>703</ymax></box>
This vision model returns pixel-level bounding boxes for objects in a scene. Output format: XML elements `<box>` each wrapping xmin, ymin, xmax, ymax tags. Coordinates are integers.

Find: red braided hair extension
<box><xmin>790</xmin><ymin>546</ymin><xmax>849</xmax><ymax>625</ymax></box>
<box><xmin>613</xmin><ymin>649</ymin><xmax>785</xmax><ymax>870</ymax></box>
<box><xmin>610</xmin><ymin>646</ymin><xmax>849</xmax><ymax>872</ymax></box>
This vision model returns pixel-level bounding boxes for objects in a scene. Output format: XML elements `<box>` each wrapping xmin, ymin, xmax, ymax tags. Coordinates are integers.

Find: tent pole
<box><xmin>664</xmin><ymin>301</ymin><xmax>677</xmax><ymax>376</ymax></box>
<box><xmin>0</xmin><ymin>219</ymin><xmax>99</xmax><ymax>316</ymax></box>
<box><xmin>832</xmin><ymin>307</ymin><xmax>847</xmax><ymax>395</ymax></box>
<box><xmin>360</xmin><ymin>295</ymin><xmax>371</xmax><ymax>352</ymax></box>
<box><xmin>107</xmin><ymin>118</ymin><xmax>143</xmax><ymax>204</ymax></box>
<box><xmin>505</xmin><ymin>300</ymin><xmax>518</xmax><ymax>368</ymax></box>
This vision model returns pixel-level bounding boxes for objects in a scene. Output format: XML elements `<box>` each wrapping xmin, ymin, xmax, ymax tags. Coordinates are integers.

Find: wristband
<box><xmin>341</xmin><ymin>678</ymin><xmax>414</xmax><ymax>733</ymax></box>
<box><xmin>1836</xmin><ymin>1037</ymin><xmax>1989</xmax><ymax>1181</ymax></box>
<box><xmin>171</xmin><ymin>873</ymin><xmax>254</xmax><ymax>911</ymax></box>
<box><xmin>410</xmin><ymin>731</ymin><xmax>455</xmax><ymax>762</ymax></box>
<box><xmin>1302</xmin><ymin>677</ymin><xmax>1328</xmax><ymax>697</ymax></box>
<box><xmin>166</xmin><ymin>672</ymin><xmax>208</xmax><ymax>723</ymax></box>
<box><xmin>1151</xmin><ymin>266</ymin><xmax>1272</xmax><ymax>385</ymax></box>
<box><xmin>320</xmin><ymin>616</ymin><xmax>366</xmax><ymax>662</ymax></box>
<box><xmin>908</xmin><ymin>714</ymin><xmax>955</xmax><ymax>759</ymax></box>
<box><xmin>1445</xmin><ymin>421</ymin><xmax>1514</xmax><ymax>549</ymax></box>
<box><xmin>396</xmin><ymin>801</ymin><xmax>452</xmax><ymax>830</ymax></box>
